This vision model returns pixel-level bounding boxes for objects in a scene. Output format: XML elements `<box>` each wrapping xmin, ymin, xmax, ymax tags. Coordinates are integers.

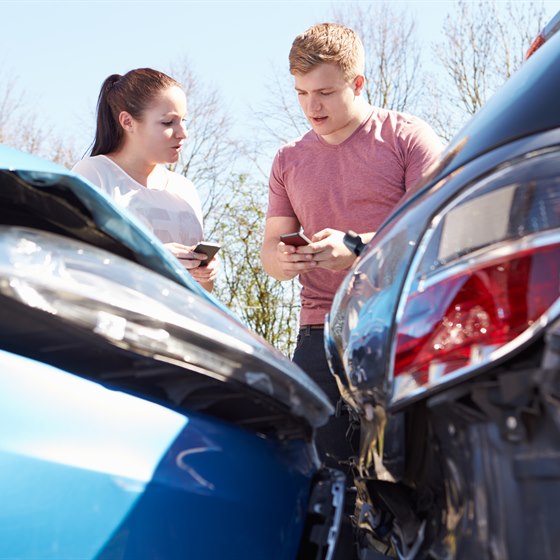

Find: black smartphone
<box><xmin>280</xmin><ymin>231</ymin><xmax>311</xmax><ymax>246</ymax></box>
<box><xmin>193</xmin><ymin>241</ymin><xmax>221</xmax><ymax>266</ymax></box>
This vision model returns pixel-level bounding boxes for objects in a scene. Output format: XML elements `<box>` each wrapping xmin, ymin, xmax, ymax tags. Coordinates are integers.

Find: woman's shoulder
<box><xmin>72</xmin><ymin>155</ymin><xmax>112</xmax><ymax>174</ymax></box>
<box><xmin>72</xmin><ymin>155</ymin><xmax>128</xmax><ymax>192</ymax></box>
<box><xmin>73</xmin><ymin>154</ymin><xmax>106</xmax><ymax>167</ymax></box>
<box><xmin>165</xmin><ymin>168</ymin><xmax>196</xmax><ymax>191</ymax></box>
<box><xmin>163</xmin><ymin>169</ymin><xmax>201</xmax><ymax>210</ymax></box>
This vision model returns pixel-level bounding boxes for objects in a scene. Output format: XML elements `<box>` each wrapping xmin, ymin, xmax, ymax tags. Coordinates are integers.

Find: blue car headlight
<box><xmin>0</xmin><ymin>226</ymin><xmax>333</xmax><ymax>427</ymax></box>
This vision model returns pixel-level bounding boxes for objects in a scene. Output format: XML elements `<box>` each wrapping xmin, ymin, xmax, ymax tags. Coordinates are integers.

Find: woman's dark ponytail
<box><xmin>91</xmin><ymin>74</ymin><xmax>123</xmax><ymax>156</ymax></box>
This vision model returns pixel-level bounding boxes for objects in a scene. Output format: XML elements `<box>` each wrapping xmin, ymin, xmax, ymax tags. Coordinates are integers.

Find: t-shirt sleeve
<box><xmin>401</xmin><ymin>119</ymin><xmax>444</xmax><ymax>191</ymax></box>
<box><xmin>72</xmin><ymin>158</ymin><xmax>112</xmax><ymax>197</ymax></box>
<box><xmin>266</xmin><ymin>150</ymin><xmax>297</xmax><ymax>219</ymax></box>
<box><xmin>188</xmin><ymin>182</ymin><xmax>204</xmax><ymax>228</ymax></box>
<box><xmin>169</xmin><ymin>172</ymin><xmax>204</xmax><ymax>228</ymax></box>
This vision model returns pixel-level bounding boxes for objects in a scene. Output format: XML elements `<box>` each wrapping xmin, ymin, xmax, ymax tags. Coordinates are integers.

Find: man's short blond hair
<box><xmin>289</xmin><ymin>23</ymin><xmax>365</xmax><ymax>81</ymax></box>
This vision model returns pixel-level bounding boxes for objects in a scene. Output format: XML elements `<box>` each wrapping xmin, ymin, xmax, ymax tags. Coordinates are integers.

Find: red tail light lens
<box><xmin>525</xmin><ymin>35</ymin><xmax>545</xmax><ymax>60</ymax></box>
<box><xmin>394</xmin><ymin>243</ymin><xmax>560</xmax><ymax>385</ymax></box>
<box><xmin>390</xmin><ymin>151</ymin><xmax>560</xmax><ymax>405</ymax></box>
<box><xmin>524</xmin><ymin>11</ymin><xmax>560</xmax><ymax>59</ymax></box>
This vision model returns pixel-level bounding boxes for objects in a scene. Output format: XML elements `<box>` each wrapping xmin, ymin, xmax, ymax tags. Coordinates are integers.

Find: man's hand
<box><xmin>276</xmin><ymin>240</ymin><xmax>317</xmax><ymax>276</ymax></box>
<box><xmin>261</xmin><ymin>216</ymin><xmax>318</xmax><ymax>280</ymax></box>
<box><xmin>298</xmin><ymin>228</ymin><xmax>357</xmax><ymax>271</ymax></box>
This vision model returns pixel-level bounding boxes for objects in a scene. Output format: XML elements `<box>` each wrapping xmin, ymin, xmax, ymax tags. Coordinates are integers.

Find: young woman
<box><xmin>73</xmin><ymin>68</ymin><xmax>218</xmax><ymax>292</ymax></box>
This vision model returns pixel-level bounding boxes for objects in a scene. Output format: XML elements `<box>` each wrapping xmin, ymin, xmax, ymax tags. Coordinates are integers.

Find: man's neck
<box><xmin>319</xmin><ymin>101</ymin><xmax>372</xmax><ymax>145</ymax></box>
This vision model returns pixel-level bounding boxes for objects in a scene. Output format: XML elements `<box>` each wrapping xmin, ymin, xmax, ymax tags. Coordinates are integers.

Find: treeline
<box><xmin>0</xmin><ymin>1</ymin><xmax>550</xmax><ymax>355</ymax></box>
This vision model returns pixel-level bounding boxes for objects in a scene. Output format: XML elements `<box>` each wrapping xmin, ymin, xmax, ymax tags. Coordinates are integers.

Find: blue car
<box><xmin>0</xmin><ymin>145</ymin><xmax>343</xmax><ymax>560</ymax></box>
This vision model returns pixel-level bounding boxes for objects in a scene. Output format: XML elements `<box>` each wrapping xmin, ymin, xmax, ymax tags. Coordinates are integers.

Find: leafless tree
<box><xmin>0</xmin><ymin>71</ymin><xmax>78</xmax><ymax>168</ymax></box>
<box><xmin>429</xmin><ymin>0</ymin><xmax>549</xmax><ymax>141</ymax></box>
<box><xmin>251</xmin><ymin>65</ymin><xmax>309</xmax><ymax>153</ymax></box>
<box><xmin>332</xmin><ymin>1</ymin><xmax>425</xmax><ymax>112</ymax></box>
<box><xmin>167</xmin><ymin>58</ymin><xmax>241</xmax><ymax>227</ymax></box>
<box><xmin>0</xmin><ymin>76</ymin><xmax>22</xmax><ymax>142</ymax></box>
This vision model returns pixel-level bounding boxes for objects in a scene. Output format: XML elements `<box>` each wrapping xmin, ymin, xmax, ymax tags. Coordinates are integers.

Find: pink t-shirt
<box><xmin>267</xmin><ymin>107</ymin><xmax>443</xmax><ymax>326</ymax></box>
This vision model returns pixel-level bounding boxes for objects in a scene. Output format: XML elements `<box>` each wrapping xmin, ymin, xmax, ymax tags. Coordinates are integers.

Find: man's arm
<box><xmin>260</xmin><ymin>216</ymin><xmax>317</xmax><ymax>280</ymax></box>
<box><xmin>306</xmin><ymin>228</ymin><xmax>375</xmax><ymax>271</ymax></box>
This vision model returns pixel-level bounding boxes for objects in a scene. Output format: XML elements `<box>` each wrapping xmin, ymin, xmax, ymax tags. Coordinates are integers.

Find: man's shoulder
<box><xmin>369</xmin><ymin>106</ymin><xmax>439</xmax><ymax>142</ymax></box>
<box><xmin>276</xmin><ymin>129</ymin><xmax>317</xmax><ymax>156</ymax></box>
<box><xmin>369</xmin><ymin>106</ymin><xmax>423</xmax><ymax>127</ymax></box>
<box><xmin>396</xmin><ymin>110</ymin><xmax>438</xmax><ymax>137</ymax></box>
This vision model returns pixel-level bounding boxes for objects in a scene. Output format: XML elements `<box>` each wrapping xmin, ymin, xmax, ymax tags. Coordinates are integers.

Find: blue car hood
<box><xmin>0</xmin><ymin>145</ymin><xmax>334</xmax><ymax>430</ymax></box>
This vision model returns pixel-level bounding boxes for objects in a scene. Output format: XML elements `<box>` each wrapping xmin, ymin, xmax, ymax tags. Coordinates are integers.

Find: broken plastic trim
<box><xmin>297</xmin><ymin>468</ymin><xmax>346</xmax><ymax>560</ymax></box>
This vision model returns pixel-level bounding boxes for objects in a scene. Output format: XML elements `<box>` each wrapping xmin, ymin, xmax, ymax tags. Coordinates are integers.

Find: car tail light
<box><xmin>525</xmin><ymin>10</ymin><xmax>560</xmax><ymax>59</ymax></box>
<box><xmin>391</xmin><ymin>151</ymin><xmax>560</xmax><ymax>405</ymax></box>
<box><xmin>394</xmin><ymin>242</ymin><xmax>559</xmax><ymax>383</ymax></box>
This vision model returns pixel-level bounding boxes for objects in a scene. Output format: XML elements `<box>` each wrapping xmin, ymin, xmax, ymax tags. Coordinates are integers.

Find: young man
<box><xmin>261</xmin><ymin>23</ymin><xmax>443</xmax><ymax>467</ymax></box>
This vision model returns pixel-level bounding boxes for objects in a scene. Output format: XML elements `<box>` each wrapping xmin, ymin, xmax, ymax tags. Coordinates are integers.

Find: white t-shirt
<box><xmin>73</xmin><ymin>155</ymin><xmax>204</xmax><ymax>246</ymax></box>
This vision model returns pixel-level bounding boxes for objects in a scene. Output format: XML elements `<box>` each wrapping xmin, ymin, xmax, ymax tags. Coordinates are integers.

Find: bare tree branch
<box><xmin>429</xmin><ymin>0</ymin><xmax>549</xmax><ymax>142</ymax></box>
<box><xmin>332</xmin><ymin>1</ymin><xmax>425</xmax><ymax>112</ymax></box>
<box><xmin>0</xmin><ymin>70</ymin><xmax>78</xmax><ymax>167</ymax></box>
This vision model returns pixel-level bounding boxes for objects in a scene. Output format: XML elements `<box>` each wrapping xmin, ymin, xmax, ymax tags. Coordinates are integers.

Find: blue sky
<box><xmin>1</xmin><ymin>1</ymin><xmax>557</xmax><ymax>156</ymax></box>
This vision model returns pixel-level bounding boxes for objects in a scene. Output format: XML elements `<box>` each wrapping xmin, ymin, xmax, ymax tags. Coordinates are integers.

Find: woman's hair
<box><xmin>91</xmin><ymin>68</ymin><xmax>181</xmax><ymax>156</ymax></box>
<box><xmin>289</xmin><ymin>23</ymin><xmax>365</xmax><ymax>81</ymax></box>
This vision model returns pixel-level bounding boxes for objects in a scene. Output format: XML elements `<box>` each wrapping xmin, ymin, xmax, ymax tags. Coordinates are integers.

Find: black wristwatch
<box><xmin>343</xmin><ymin>230</ymin><xmax>366</xmax><ymax>257</ymax></box>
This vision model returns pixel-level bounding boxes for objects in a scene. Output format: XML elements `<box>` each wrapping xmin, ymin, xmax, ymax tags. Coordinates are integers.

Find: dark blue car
<box><xmin>0</xmin><ymin>146</ymin><xmax>343</xmax><ymax>559</ymax></box>
<box><xmin>324</xmin><ymin>12</ymin><xmax>560</xmax><ymax>560</ymax></box>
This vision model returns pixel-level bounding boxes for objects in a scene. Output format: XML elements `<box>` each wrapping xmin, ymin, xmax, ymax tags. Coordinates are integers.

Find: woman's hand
<box><xmin>189</xmin><ymin>255</ymin><xmax>220</xmax><ymax>288</ymax></box>
<box><xmin>164</xmin><ymin>242</ymin><xmax>206</xmax><ymax>270</ymax></box>
<box><xmin>164</xmin><ymin>242</ymin><xmax>219</xmax><ymax>292</ymax></box>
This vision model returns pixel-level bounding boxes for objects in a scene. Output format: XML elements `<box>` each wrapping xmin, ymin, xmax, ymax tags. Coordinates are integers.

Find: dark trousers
<box><xmin>294</xmin><ymin>327</ymin><xmax>359</xmax><ymax>559</ymax></box>
<box><xmin>293</xmin><ymin>326</ymin><xmax>353</xmax><ymax>470</ymax></box>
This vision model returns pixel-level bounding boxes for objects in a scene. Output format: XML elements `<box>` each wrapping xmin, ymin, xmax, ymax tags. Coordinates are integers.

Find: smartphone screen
<box><xmin>280</xmin><ymin>232</ymin><xmax>311</xmax><ymax>246</ymax></box>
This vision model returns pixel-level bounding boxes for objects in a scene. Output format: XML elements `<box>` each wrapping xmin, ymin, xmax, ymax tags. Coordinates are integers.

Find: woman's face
<box><xmin>128</xmin><ymin>85</ymin><xmax>188</xmax><ymax>165</ymax></box>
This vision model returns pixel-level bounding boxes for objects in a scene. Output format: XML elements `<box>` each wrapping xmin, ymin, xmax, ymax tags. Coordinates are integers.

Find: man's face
<box><xmin>294</xmin><ymin>63</ymin><xmax>363</xmax><ymax>144</ymax></box>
